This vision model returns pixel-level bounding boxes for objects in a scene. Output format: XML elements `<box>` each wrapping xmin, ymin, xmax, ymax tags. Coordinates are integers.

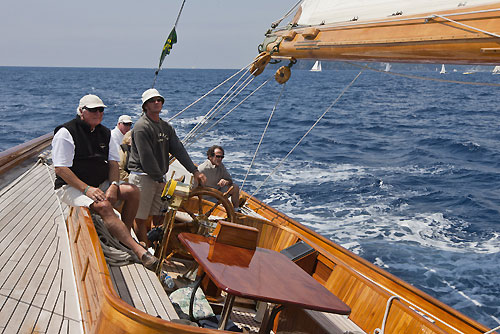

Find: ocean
<box><xmin>1</xmin><ymin>65</ymin><xmax>499</xmax><ymax>328</ymax></box>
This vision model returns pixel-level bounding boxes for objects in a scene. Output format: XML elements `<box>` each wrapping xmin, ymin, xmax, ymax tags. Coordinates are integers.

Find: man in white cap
<box><xmin>51</xmin><ymin>94</ymin><xmax>160</xmax><ymax>271</ymax></box>
<box><xmin>111</xmin><ymin>114</ymin><xmax>133</xmax><ymax>151</ymax></box>
<box><xmin>128</xmin><ymin>88</ymin><xmax>207</xmax><ymax>246</ymax></box>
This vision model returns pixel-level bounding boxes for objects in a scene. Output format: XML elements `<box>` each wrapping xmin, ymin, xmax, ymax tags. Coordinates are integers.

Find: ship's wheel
<box><xmin>178</xmin><ymin>186</ymin><xmax>236</xmax><ymax>236</ymax></box>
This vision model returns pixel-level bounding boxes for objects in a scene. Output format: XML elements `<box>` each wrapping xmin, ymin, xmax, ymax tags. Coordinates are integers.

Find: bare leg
<box><xmin>135</xmin><ymin>217</ymin><xmax>150</xmax><ymax>247</ymax></box>
<box><xmin>91</xmin><ymin>201</ymin><xmax>146</xmax><ymax>259</ymax></box>
<box><xmin>118</xmin><ymin>183</ymin><xmax>140</xmax><ymax>231</ymax></box>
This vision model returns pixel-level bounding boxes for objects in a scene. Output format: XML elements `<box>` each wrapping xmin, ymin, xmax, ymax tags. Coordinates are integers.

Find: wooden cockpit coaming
<box><xmin>241</xmin><ymin>195</ymin><xmax>493</xmax><ymax>334</ymax></box>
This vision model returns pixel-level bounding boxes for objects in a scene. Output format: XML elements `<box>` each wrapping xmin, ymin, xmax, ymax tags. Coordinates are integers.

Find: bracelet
<box><xmin>83</xmin><ymin>185</ymin><xmax>90</xmax><ymax>195</ymax></box>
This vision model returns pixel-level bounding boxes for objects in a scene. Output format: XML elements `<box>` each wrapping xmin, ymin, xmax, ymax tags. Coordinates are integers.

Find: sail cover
<box><xmin>297</xmin><ymin>0</ymin><xmax>500</xmax><ymax>26</ymax></box>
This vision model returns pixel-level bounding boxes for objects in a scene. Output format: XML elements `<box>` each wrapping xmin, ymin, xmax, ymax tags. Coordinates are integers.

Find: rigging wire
<box><xmin>182</xmin><ymin>69</ymin><xmax>253</xmax><ymax>144</ymax></box>
<box><xmin>241</xmin><ymin>82</ymin><xmax>286</xmax><ymax>192</ymax></box>
<box><xmin>168</xmin><ymin>61</ymin><xmax>254</xmax><ymax>122</ymax></box>
<box><xmin>345</xmin><ymin>61</ymin><xmax>500</xmax><ymax>87</ymax></box>
<box><xmin>249</xmin><ymin>70</ymin><xmax>364</xmax><ymax>198</ymax></box>
<box><xmin>183</xmin><ymin>69</ymin><xmax>258</xmax><ymax>145</ymax></box>
<box><xmin>429</xmin><ymin>14</ymin><xmax>500</xmax><ymax>38</ymax></box>
<box><xmin>271</xmin><ymin>0</ymin><xmax>304</xmax><ymax>28</ymax></box>
<box><xmin>186</xmin><ymin>77</ymin><xmax>271</xmax><ymax>147</ymax></box>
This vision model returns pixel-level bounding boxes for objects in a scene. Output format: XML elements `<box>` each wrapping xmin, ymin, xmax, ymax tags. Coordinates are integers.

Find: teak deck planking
<box><xmin>0</xmin><ymin>160</ymin><xmax>82</xmax><ymax>334</ymax></box>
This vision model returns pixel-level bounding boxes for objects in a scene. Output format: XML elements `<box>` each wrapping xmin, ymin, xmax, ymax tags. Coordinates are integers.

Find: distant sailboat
<box><xmin>439</xmin><ymin>64</ymin><xmax>447</xmax><ymax>74</ymax></box>
<box><xmin>310</xmin><ymin>60</ymin><xmax>322</xmax><ymax>72</ymax></box>
<box><xmin>384</xmin><ymin>63</ymin><xmax>391</xmax><ymax>72</ymax></box>
<box><xmin>493</xmin><ymin>66</ymin><xmax>500</xmax><ymax>74</ymax></box>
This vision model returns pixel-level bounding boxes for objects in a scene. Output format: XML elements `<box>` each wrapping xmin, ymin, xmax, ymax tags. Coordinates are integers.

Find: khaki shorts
<box><xmin>129</xmin><ymin>173</ymin><xmax>165</xmax><ymax>220</ymax></box>
<box><xmin>55</xmin><ymin>181</ymin><xmax>111</xmax><ymax>208</ymax></box>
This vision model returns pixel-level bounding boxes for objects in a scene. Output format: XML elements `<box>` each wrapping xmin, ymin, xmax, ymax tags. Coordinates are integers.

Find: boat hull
<box><xmin>0</xmin><ymin>134</ymin><xmax>496</xmax><ymax>334</ymax></box>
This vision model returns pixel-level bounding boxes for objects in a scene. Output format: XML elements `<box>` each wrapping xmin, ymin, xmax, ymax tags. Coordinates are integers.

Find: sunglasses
<box><xmin>148</xmin><ymin>97</ymin><xmax>163</xmax><ymax>103</ymax></box>
<box><xmin>215</xmin><ymin>155</ymin><xmax>224</xmax><ymax>159</ymax></box>
<box><xmin>84</xmin><ymin>107</ymin><xmax>104</xmax><ymax>113</ymax></box>
<box><xmin>122</xmin><ymin>122</ymin><xmax>132</xmax><ymax>126</ymax></box>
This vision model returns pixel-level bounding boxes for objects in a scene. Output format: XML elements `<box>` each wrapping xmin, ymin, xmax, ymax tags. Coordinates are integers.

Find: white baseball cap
<box><xmin>77</xmin><ymin>94</ymin><xmax>106</xmax><ymax>115</ymax></box>
<box><xmin>79</xmin><ymin>94</ymin><xmax>106</xmax><ymax>109</ymax></box>
<box><xmin>118</xmin><ymin>115</ymin><xmax>132</xmax><ymax>124</ymax></box>
<box><xmin>141</xmin><ymin>88</ymin><xmax>164</xmax><ymax>108</ymax></box>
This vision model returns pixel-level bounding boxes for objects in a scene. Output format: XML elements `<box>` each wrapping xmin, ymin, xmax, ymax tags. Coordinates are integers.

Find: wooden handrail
<box><xmin>0</xmin><ymin>132</ymin><xmax>52</xmax><ymax>175</ymax></box>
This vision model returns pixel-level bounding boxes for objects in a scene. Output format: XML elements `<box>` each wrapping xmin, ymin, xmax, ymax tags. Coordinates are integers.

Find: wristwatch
<box><xmin>111</xmin><ymin>181</ymin><xmax>119</xmax><ymax>187</ymax></box>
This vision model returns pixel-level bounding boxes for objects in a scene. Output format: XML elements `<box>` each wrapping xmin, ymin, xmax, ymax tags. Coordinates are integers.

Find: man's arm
<box><xmin>55</xmin><ymin>166</ymin><xmax>107</xmax><ymax>202</ymax></box>
<box><xmin>105</xmin><ymin>160</ymin><xmax>120</xmax><ymax>204</ymax></box>
<box><xmin>55</xmin><ymin>166</ymin><xmax>87</xmax><ymax>193</ymax></box>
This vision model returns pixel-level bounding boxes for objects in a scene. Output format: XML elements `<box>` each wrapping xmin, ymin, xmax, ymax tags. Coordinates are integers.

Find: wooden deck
<box><xmin>108</xmin><ymin>263</ymin><xmax>179</xmax><ymax>321</ymax></box>
<box><xmin>0</xmin><ymin>158</ymin><xmax>83</xmax><ymax>333</ymax></box>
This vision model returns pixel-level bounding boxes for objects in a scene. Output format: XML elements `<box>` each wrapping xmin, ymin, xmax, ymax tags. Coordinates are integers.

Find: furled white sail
<box><xmin>297</xmin><ymin>0</ymin><xmax>500</xmax><ymax>26</ymax></box>
<box><xmin>311</xmin><ymin>60</ymin><xmax>322</xmax><ymax>72</ymax></box>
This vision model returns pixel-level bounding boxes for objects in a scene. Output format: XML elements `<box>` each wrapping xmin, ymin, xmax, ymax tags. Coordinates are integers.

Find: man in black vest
<box><xmin>52</xmin><ymin>94</ymin><xmax>159</xmax><ymax>271</ymax></box>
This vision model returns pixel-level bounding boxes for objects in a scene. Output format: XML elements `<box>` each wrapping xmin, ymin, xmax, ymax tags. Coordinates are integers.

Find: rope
<box><xmin>0</xmin><ymin>154</ymin><xmax>48</xmax><ymax>197</ymax></box>
<box><xmin>186</xmin><ymin>76</ymin><xmax>271</xmax><ymax>147</ymax></box>
<box><xmin>346</xmin><ymin>62</ymin><xmax>500</xmax><ymax>87</ymax></box>
<box><xmin>484</xmin><ymin>324</ymin><xmax>500</xmax><ymax>334</ymax></box>
<box><xmin>241</xmin><ymin>82</ymin><xmax>286</xmax><ymax>192</ymax></box>
<box><xmin>429</xmin><ymin>14</ymin><xmax>500</xmax><ymax>38</ymax></box>
<box><xmin>91</xmin><ymin>213</ymin><xmax>139</xmax><ymax>266</ymax></box>
<box><xmin>250</xmin><ymin>70</ymin><xmax>364</xmax><ymax>197</ymax></box>
<box><xmin>168</xmin><ymin>62</ymin><xmax>253</xmax><ymax>122</ymax></box>
<box><xmin>271</xmin><ymin>0</ymin><xmax>304</xmax><ymax>28</ymax></box>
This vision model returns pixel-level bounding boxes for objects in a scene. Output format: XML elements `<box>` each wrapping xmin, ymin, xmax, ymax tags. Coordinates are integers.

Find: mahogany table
<box><xmin>178</xmin><ymin>232</ymin><xmax>350</xmax><ymax>332</ymax></box>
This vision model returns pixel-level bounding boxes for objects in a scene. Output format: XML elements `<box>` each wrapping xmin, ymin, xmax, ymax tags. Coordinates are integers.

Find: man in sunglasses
<box><xmin>52</xmin><ymin>94</ymin><xmax>160</xmax><ymax>271</ymax></box>
<box><xmin>128</xmin><ymin>88</ymin><xmax>207</xmax><ymax>247</ymax></box>
<box><xmin>111</xmin><ymin>114</ymin><xmax>133</xmax><ymax>152</ymax></box>
<box><xmin>198</xmin><ymin>145</ymin><xmax>240</xmax><ymax>212</ymax></box>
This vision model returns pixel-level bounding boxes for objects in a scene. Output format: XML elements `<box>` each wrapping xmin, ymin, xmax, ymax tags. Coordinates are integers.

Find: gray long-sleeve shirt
<box><xmin>128</xmin><ymin>114</ymin><xmax>197</xmax><ymax>182</ymax></box>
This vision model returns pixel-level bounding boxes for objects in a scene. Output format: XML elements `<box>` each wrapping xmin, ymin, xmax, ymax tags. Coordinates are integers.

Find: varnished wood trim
<box><xmin>68</xmin><ymin>206</ymin><xmax>223</xmax><ymax>333</ymax></box>
<box><xmin>0</xmin><ymin>133</ymin><xmax>52</xmax><ymax>175</ymax></box>
<box><xmin>81</xmin><ymin>258</ymin><xmax>90</xmax><ymax>281</ymax></box>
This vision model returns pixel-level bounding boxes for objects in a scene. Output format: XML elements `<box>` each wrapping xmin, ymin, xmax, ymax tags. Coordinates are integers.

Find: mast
<box><xmin>261</xmin><ymin>0</ymin><xmax>500</xmax><ymax>65</ymax></box>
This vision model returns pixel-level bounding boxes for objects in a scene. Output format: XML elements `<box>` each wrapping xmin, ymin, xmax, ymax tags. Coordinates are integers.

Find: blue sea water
<box><xmin>1</xmin><ymin>65</ymin><xmax>499</xmax><ymax>328</ymax></box>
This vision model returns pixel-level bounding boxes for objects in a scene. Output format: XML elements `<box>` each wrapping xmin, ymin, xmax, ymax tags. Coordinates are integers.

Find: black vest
<box><xmin>54</xmin><ymin>116</ymin><xmax>111</xmax><ymax>189</ymax></box>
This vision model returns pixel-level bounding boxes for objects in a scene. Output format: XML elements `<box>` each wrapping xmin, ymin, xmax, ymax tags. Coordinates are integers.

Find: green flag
<box><xmin>158</xmin><ymin>27</ymin><xmax>177</xmax><ymax>69</ymax></box>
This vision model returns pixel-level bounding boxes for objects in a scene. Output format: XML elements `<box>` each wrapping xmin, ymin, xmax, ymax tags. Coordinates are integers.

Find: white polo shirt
<box><xmin>52</xmin><ymin>127</ymin><xmax>120</xmax><ymax>167</ymax></box>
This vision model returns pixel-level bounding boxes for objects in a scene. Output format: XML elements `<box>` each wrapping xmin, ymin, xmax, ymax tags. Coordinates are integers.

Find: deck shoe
<box><xmin>141</xmin><ymin>252</ymin><xmax>160</xmax><ymax>272</ymax></box>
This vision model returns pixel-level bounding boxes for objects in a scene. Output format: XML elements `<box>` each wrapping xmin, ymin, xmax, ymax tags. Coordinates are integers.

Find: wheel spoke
<box><xmin>197</xmin><ymin>195</ymin><xmax>203</xmax><ymax>215</ymax></box>
<box><xmin>204</xmin><ymin>200</ymin><xmax>222</xmax><ymax>219</ymax></box>
<box><xmin>180</xmin><ymin>204</ymin><xmax>197</xmax><ymax>221</ymax></box>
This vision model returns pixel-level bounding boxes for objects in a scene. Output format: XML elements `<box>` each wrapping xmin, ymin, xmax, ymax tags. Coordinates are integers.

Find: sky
<box><xmin>0</xmin><ymin>0</ymin><xmax>295</xmax><ymax>69</ymax></box>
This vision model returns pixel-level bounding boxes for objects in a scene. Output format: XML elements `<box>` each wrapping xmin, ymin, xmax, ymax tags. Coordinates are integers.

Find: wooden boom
<box><xmin>263</xmin><ymin>3</ymin><xmax>500</xmax><ymax>64</ymax></box>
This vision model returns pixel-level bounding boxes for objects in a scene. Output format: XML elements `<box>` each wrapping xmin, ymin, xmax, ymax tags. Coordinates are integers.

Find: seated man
<box><xmin>118</xmin><ymin>130</ymin><xmax>132</xmax><ymax>182</ymax></box>
<box><xmin>198</xmin><ymin>145</ymin><xmax>240</xmax><ymax>211</ymax></box>
<box><xmin>52</xmin><ymin>94</ymin><xmax>159</xmax><ymax>271</ymax></box>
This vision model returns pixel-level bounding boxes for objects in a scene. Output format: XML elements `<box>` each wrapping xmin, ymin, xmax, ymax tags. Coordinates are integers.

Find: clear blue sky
<box><xmin>0</xmin><ymin>0</ymin><xmax>294</xmax><ymax>69</ymax></box>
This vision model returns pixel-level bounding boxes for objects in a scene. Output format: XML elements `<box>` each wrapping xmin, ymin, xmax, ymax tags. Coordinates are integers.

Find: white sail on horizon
<box><xmin>493</xmin><ymin>65</ymin><xmax>500</xmax><ymax>74</ymax></box>
<box><xmin>440</xmin><ymin>64</ymin><xmax>447</xmax><ymax>74</ymax></box>
<box><xmin>384</xmin><ymin>63</ymin><xmax>391</xmax><ymax>72</ymax></box>
<box><xmin>311</xmin><ymin>60</ymin><xmax>322</xmax><ymax>72</ymax></box>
